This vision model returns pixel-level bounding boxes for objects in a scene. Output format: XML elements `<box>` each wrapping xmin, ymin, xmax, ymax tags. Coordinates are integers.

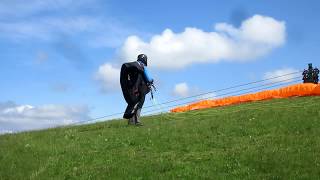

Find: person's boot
<box><xmin>127</xmin><ymin>103</ymin><xmax>139</xmax><ymax>125</ymax></box>
<box><xmin>128</xmin><ymin>115</ymin><xmax>135</xmax><ymax>125</ymax></box>
<box><xmin>135</xmin><ymin>108</ymin><xmax>143</xmax><ymax>126</ymax></box>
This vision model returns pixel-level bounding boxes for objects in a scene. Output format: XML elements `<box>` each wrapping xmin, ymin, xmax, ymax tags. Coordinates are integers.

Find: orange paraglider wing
<box><xmin>171</xmin><ymin>83</ymin><xmax>320</xmax><ymax>113</ymax></box>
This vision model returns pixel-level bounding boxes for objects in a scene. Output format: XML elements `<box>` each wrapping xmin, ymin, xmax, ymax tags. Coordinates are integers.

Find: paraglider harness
<box><xmin>120</xmin><ymin>61</ymin><xmax>155</xmax><ymax>119</ymax></box>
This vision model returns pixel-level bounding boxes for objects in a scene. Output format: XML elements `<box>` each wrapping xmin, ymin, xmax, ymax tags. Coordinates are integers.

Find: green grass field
<box><xmin>1</xmin><ymin>96</ymin><xmax>320</xmax><ymax>179</ymax></box>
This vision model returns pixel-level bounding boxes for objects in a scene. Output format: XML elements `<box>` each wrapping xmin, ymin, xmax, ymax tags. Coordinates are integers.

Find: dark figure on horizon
<box><xmin>303</xmin><ymin>63</ymin><xmax>319</xmax><ymax>84</ymax></box>
<box><xmin>120</xmin><ymin>54</ymin><xmax>154</xmax><ymax>126</ymax></box>
<box><xmin>313</xmin><ymin>67</ymin><xmax>319</xmax><ymax>84</ymax></box>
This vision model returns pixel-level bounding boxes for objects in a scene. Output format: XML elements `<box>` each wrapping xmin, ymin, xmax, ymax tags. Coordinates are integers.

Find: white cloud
<box><xmin>173</xmin><ymin>83</ymin><xmax>191</xmax><ymax>97</ymax></box>
<box><xmin>0</xmin><ymin>16</ymin><xmax>99</xmax><ymax>41</ymax></box>
<box><xmin>0</xmin><ymin>101</ymin><xmax>90</xmax><ymax>133</ymax></box>
<box><xmin>95</xmin><ymin>63</ymin><xmax>120</xmax><ymax>93</ymax></box>
<box><xmin>0</xmin><ymin>16</ymin><xmax>137</xmax><ymax>48</ymax></box>
<box><xmin>197</xmin><ymin>92</ymin><xmax>218</xmax><ymax>100</ymax></box>
<box><xmin>172</xmin><ymin>83</ymin><xmax>217</xmax><ymax>99</ymax></box>
<box><xmin>0</xmin><ymin>1</ymin><xmax>138</xmax><ymax>48</ymax></box>
<box><xmin>0</xmin><ymin>0</ymin><xmax>94</xmax><ymax>17</ymax></box>
<box><xmin>171</xmin><ymin>82</ymin><xmax>219</xmax><ymax>100</ymax></box>
<box><xmin>117</xmin><ymin>14</ymin><xmax>286</xmax><ymax>69</ymax></box>
<box><xmin>263</xmin><ymin>68</ymin><xmax>299</xmax><ymax>83</ymax></box>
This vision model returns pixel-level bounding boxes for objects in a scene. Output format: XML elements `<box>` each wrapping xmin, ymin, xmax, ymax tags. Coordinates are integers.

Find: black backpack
<box><xmin>120</xmin><ymin>62</ymin><xmax>149</xmax><ymax>105</ymax></box>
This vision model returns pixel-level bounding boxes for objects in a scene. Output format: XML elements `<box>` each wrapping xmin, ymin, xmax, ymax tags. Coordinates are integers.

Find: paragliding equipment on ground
<box><xmin>171</xmin><ymin>83</ymin><xmax>320</xmax><ymax>113</ymax></box>
<box><xmin>303</xmin><ymin>63</ymin><xmax>319</xmax><ymax>84</ymax></box>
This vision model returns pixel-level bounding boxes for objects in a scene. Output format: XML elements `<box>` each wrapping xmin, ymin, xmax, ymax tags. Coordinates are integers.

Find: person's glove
<box><xmin>147</xmin><ymin>79</ymin><xmax>154</xmax><ymax>87</ymax></box>
<box><xmin>148</xmin><ymin>80</ymin><xmax>156</xmax><ymax>92</ymax></box>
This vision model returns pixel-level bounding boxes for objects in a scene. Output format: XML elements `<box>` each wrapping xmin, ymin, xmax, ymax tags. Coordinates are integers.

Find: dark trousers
<box><xmin>124</xmin><ymin>94</ymin><xmax>146</xmax><ymax>122</ymax></box>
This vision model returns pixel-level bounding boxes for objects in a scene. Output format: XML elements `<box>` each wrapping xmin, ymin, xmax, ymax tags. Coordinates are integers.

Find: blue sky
<box><xmin>0</xmin><ymin>0</ymin><xmax>319</xmax><ymax>133</ymax></box>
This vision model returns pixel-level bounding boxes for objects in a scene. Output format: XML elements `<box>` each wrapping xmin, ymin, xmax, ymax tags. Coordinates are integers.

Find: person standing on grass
<box><xmin>120</xmin><ymin>54</ymin><xmax>154</xmax><ymax>126</ymax></box>
<box><xmin>313</xmin><ymin>67</ymin><xmax>319</xmax><ymax>84</ymax></box>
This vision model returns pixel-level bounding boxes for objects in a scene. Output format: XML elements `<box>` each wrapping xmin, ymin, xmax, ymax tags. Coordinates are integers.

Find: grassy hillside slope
<box><xmin>1</xmin><ymin>96</ymin><xmax>320</xmax><ymax>179</ymax></box>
